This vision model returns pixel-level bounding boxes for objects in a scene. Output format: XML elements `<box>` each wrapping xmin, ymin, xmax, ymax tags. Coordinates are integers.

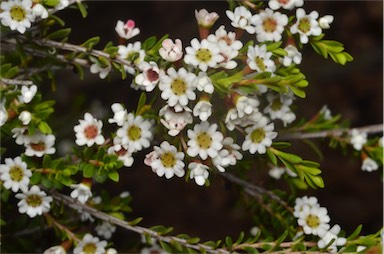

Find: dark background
<box><xmin>23</xmin><ymin>1</ymin><xmax>384</xmax><ymax>252</ymax></box>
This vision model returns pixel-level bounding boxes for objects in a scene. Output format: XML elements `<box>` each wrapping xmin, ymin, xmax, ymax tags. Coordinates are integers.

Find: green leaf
<box><xmin>142</xmin><ymin>36</ymin><xmax>157</xmax><ymax>51</ymax></box>
<box><xmin>30</xmin><ymin>172</ymin><xmax>42</xmax><ymax>185</ymax></box>
<box><xmin>225</xmin><ymin>236</ymin><xmax>233</xmax><ymax>248</ymax></box>
<box><xmin>289</xmin><ymin>85</ymin><xmax>306</xmax><ymax>98</ymax></box>
<box><xmin>83</xmin><ymin>164</ymin><xmax>95</xmax><ymax>178</ymax></box>
<box><xmin>186</xmin><ymin>237</ymin><xmax>200</xmax><ymax>244</ymax></box>
<box><xmin>46</xmin><ymin>28</ymin><xmax>71</xmax><ymax>40</ymax></box>
<box><xmin>242</xmin><ymin>246</ymin><xmax>258</xmax><ymax>253</ymax></box>
<box><xmin>81</xmin><ymin>36</ymin><xmax>100</xmax><ymax>50</ymax></box>
<box><xmin>128</xmin><ymin>217</ymin><xmax>143</xmax><ymax>226</ymax></box>
<box><xmin>108</xmin><ymin>171</ymin><xmax>119</xmax><ymax>182</ymax></box>
<box><xmin>42</xmin><ymin>0</ymin><xmax>60</xmax><ymax>7</ymax></box>
<box><xmin>109</xmin><ymin>212</ymin><xmax>125</xmax><ymax>220</ymax></box>
<box><xmin>38</xmin><ymin>121</ymin><xmax>52</xmax><ymax>134</ymax></box>
<box><xmin>347</xmin><ymin>225</ymin><xmax>362</xmax><ymax>240</ymax></box>
<box><xmin>73</xmin><ymin>63</ymin><xmax>84</xmax><ymax>80</ymax></box>
<box><xmin>266</xmin><ymin>149</ymin><xmax>278</xmax><ymax>165</ymax></box>
<box><xmin>77</xmin><ymin>1</ymin><xmax>88</xmax><ymax>18</ymax></box>
<box><xmin>159</xmin><ymin>241</ymin><xmax>173</xmax><ymax>253</ymax></box>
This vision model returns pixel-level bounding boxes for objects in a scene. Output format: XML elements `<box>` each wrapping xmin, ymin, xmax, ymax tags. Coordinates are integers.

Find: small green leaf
<box><xmin>46</xmin><ymin>28</ymin><xmax>71</xmax><ymax>40</ymax></box>
<box><xmin>266</xmin><ymin>149</ymin><xmax>278</xmax><ymax>165</ymax></box>
<box><xmin>30</xmin><ymin>172</ymin><xmax>42</xmax><ymax>185</ymax></box>
<box><xmin>83</xmin><ymin>164</ymin><xmax>95</xmax><ymax>178</ymax></box>
<box><xmin>38</xmin><ymin>121</ymin><xmax>52</xmax><ymax>134</ymax></box>
<box><xmin>77</xmin><ymin>1</ymin><xmax>88</xmax><ymax>18</ymax></box>
<box><xmin>347</xmin><ymin>225</ymin><xmax>362</xmax><ymax>240</ymax></box>
<box><xmin>128</xmin><ymin>217</ymin><xmax>143</xmax><ymax>226</ymax></box>
<box><xmin>108</xmin><ymin>171</ymin><xmax>119</xmax><ymax>182</ymax></box>
<box><xmin>81</xmin><ymin>36</ymin><xmax>100</xmax><ymax>50</ymax></box>
<box><xmin>225</xmin><ymin>236</ymin><xmax>233</xmax><ymax>248</ymax></box>
<box><xmin>42</xmin><ymin>0</ymin><xmax>60</xmax><ymax>7</ymax></box>
<box><xmin>142</xmin><ymin>36</ymin><xmax>157</xmax><ymax>51</ymax></box>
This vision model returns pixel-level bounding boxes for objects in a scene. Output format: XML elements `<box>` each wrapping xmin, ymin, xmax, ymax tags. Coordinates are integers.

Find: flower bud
<box><xmin>18</xmin><ymin>111</ymin><xmax>32</xmax><ymax>125</ymax></box>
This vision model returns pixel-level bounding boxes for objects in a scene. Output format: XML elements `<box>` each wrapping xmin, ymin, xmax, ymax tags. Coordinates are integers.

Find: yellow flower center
<box><xmin>197</xmin><ymin>132</ymin><xmax>212</xmax><ymax>149</ymax></box>
<box><xmin>306</xmin><ymin>214</ymin><xmax>320</xmax><ymax>228</ymax></box>
<box><xmin>9</xmin><ymin>166</ymin><xmax>24</xmax><ymax>182</ymax></box>
<box><xmin>26</xmin><ymin>194</ymin><xmax>42</xmax><ymax>207</ymax></box>
<box><xmin>171</xmin><ymin>78</ymin><xmax>187</xmax><ymax>96</ymax></box>
<box><xmin>271</xmin><ymin>98</ymin><xmax>282</xmax><ymax>111</ymax></box>
<box><xmin>127</xmin><ymin>125</ymin><xmax>142</xmax><ymax>141</ymax></box>
<box><xmin>254</xmin><ymin>57</ymin><xmax>266</xmax><ymax>71</ymax></box>
<box><xmin>196</xmin><ymin>48</ymin><xmax>212</xmax><ymax>63</ymax></box>
<box><xmin>250</xmin><ymin>128</ymin><xmax>266</xmax><ymax>144</ymax></box>
<box><xmin>82</xmin><ymin>243</ymin><xmax>97</xmax><ymax>254</ymax></box>
<box><xmin>10</xmin><ymin>5</ymin><xmax>26</xmax><ymax>22</ymax></box>
<box><xmin>262</xmin><ymin>17</ymin><xmax>277</xmax><ymax>33</ymax></box>
<box><xmin>160</xmin><ymin>152</ymin><xmax>176</xmax><ymax>168</ymax></box>
<box><xmin>298</xmin><ymin>17</ymin><xmax>311</xmax><ymax>34</ymax></box>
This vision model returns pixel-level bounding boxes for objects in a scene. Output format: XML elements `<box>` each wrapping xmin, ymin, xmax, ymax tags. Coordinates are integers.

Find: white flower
<box><xmin>159</xmin><ymin>38</ymin><xmax>183</xmax><ymax>62</ymax></box>
<box><xmin>0</xmin><ymin>0</ymin><xmax>34</xmax><ymax>34</ymax></box>
<box><xmin>242</xmin><ymin>118</ymin><xmax>277</xmax><ymax>154</ymax></box>
<box><xmin>268</xmin><ymin>166</ymin><xmax>285</xmax><ymax>179</ymax></box>
<box><xmin>117</xmin><ymin>41</ymin><xmax>145</xmax><ymax>74</ymax></box>
<box><xmin>189</xmin><ymin>162</ymin><xmax>209</xmax><ymax>186</ymax></box>
<box><xmin>195</xmin><ymin>9</ymin><xmax>219</xmax><ymax>28</ymax></box>
<box><xmin>290</xmin><ymin>8</ymin><xmax>322</xmax><ymax>44</ymax></box>
<box><xmin>0</xmin><ymin>156</ymin><xmax>32</xmax><ymax>192</ymax></box>
<box><xmin>293</xmin><ymin>196</ymin><xmax>320</xmax><ymax>218</ymax></box>
<box><xmin>264</xmin><ymin>92</ymin><xmax>295</xmax><ymax>125</ymax></box>
<box><xmin>235</xmin><ymin>95</ymin><xmax>260</xmax><ymax>118</ymax></box>
<box><xmin>319</xmin><ymin>105</ymin><xmax>332</xmax><ymax>120</ymax></box>
<box><xmin>159</xmin><ymin>67</ymin><xmax>197</xmax><ymax>111</ymax></box>
<box><xmin>148</xmin><ymin>141</ymin><xmax>185</xmax><ymax>179</ymax></box>
<box><xmin>350</xmin><ymin>129</ymin><xmax>367</xmax><ymax>151</ymax></box>
<box><xmin>141</xmin><ymin>244</ymin><xmax>168</xmax><ymax>254</ymax></box>
<box><xmin>32</xmin><ymin>4</ymin><xmax>48</xmax><ymax>19</ymax></box>
<box><xmin>19</xmin><ymin>84</ymin><xmax>37</xmax><ymax>104</ymax></box>
<box><xmin>282</xmin><ymin>45</ymin><xmax>302</xmax><ymax>66</ymax></box>
<box><xmin>194</xmin><ymin>72</ymin><xmax>214</xmax><ymax>94</ymax></box>
<box><xmin>120</xmin><ymin>191</ymin><xmax>130</xmax><ymax>198</ymax></box>
<box><xmin>106</xmin><ymin>248</ymin><xmax>118</xmax><ymax>254</ymax></box>
<box><xmin>225</xmin><ymin>6</ymin><xmax>258</xmax><ymax>34</ymax></box>
<box><xmin>74</xmin><ymin>113</ymin><xmax>105</xmax><ymax>147</ymax></box>
<box><xmin>252</xmin><ymin>8</ymin><xmax>288</xmax><ymax>42</ymax></box>
<box><xmin>187</xmin><ymin>121</ymin><xmax>223</xmax><ymax>160</ymax></box>
<box><xmin>212</xmin><ymin>137</ymin><xmax>242</xmax><ymax>172</ymax></box>
<box><xmin>317</xmin><ymin>224</ymin><xmax>346</xmax><ymax>252</ymax></box>
<box><xmin>225</xmin><ymin>109</ymin><xmax>266</xmax><ymax>131</ymax></box>
<box><xmin>15</xmin><ymin>185</ymin><xmax>53</xmax><ymax>218</ymax></box>
<box><xmin>115</xmin><ymin>19</ymin><xmax>140</xmax><ymax>40</ymax></box>
<box><xmin>108</xmin><ymin>103</ymin><xmax>128</xmax><ymax>126</ymax></box>
<box><xmin>361</xmin><ymin>157</ymin><xmax>379</xmax><ymax>172</ymax></box>
<box><xmin>250</xmin><ymin>226</ymin><xmax>260</xmax><ymax>236</ymax></box>
<box><xmin>135</xmin><ymin>61</ymin><xmax>162</xmax><ymax>92</ymax></box>
<box><xmin>319</xmin><ymin>15</ymin><xmax>334</xmax><ymax>29</ymax></box>
<box><xmin>184</xmin><ymin>38</ymin><xmax>224</xmax><ymax>72</ymax></box>
<box><xmin>0</xmin><ymin>100</ymin><xmax>8</xmax><ymax>126</ymax></box>
<box><xmin>25</xmin><ymin>133</ymin><xmax>56</xmax><ymax>157</ymax></box>
<box><xmin>55</xmin><ymin>0</ymin><xmax>69</xmax><ymax>10</ymax></box>
<box><xmin>96</xmin><ymin>221</ymin><xmax>116</xmax><ymax>240</ymax></box>
<box><xmin>107</xmin><ymin>142</ymin><xmax>134</xmax><ymax>167</ymax></box>
<box><xmin>18</xmin><ymin>110</ymin><xmax>32</xmax><ymax>125</ymax></box>
<box><xmin>247</xmin><ymin>44</ymin><xmax>276</xmax><ymax>73</ymax></box>
<box><xmin>268</xmin><ymin>0</ymin><xmax>303</xmax><ymax>10</ymax></box>
<box><xmin>115</xmin><ymin>113</ymin><xmax>153</xmax><ymax>152</ymax></box>
<box><xmin>297</xmin><ymin>205</ymin><xmax>331</xmax><ymax>236</ymax></box>
<box><xmin>90</xmin><ymin>57</ymin><xmax>111</xmax><ymax>79</ymax></box>
<box><xmin>70</xmin><ymin>183</ymin><xmax>92</xmax><ymax>204</ymax></box>
<box><xmin>43</xmin><ymin>245</ymin><xmax>67</xmax><ymax>254</ymax></box>
<box><xmin>73</xmin><ymin>234</ymin><xmax>107</xmax><ymax>254</ymax></box>
<box><xmin>193</xmin><ymin>100</ymin><xmax>212</xmax><ymax>121</ymax></box>
<box><xmin>159</xmin><ymin>105</ymin><xmax>193</xmax><ymax>136</ymax></box>
<box><xmin>11</xmin><ymin>126</ymin><xmax>29</xmax><ymax>145</ymax></box>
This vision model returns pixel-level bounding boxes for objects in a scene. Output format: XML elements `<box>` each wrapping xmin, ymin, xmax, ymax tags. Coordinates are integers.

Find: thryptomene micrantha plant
<box><xmin>0</xmin><ymin>0</ymin><xmax>382</xmax><ymax>253</ymax></box>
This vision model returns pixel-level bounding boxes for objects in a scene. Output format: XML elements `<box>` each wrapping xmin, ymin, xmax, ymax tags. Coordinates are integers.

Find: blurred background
<box><xmin>6</xmin><ymin>1</ymin><xmax>384</xmax><ymax>252</ymax></box>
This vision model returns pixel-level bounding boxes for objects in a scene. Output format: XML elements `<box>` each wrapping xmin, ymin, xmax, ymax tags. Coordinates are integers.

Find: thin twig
<box><xmin>278</xmin><ymin>124</ymin><xmax>383</xmax><ymax>141</ymax></box>
<box><xmin>50</xmin><ymin>191</ymin><xmax>230</xmax><ymax>254</ymax></box>
<box><xmin>0</xmin><ymin>78</ymin><xmax>34</xmax><ymax>86</ymax></box>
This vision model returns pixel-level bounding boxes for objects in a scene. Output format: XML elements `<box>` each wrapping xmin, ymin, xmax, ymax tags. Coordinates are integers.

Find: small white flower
<box><xmin>117</xmin><ymin>41</ymin><xmax>145</xmax><ymax>74</ymax></box>
<box><xmin>361</xmin><ymin>157</ymin><xmax>379</xmax><ymax>172</ymax></box>
<box><xmin>148</xmin><ymin>141</ymin><xmax>185</xmax><ymax>179</ymax></box>
<box><xmin>18</xmin><ymin>110</ymin><xmax>32</xmax><ymax>125</ymax></box>
<box><xmin>193</xmin><ymin>100</ymin><xmax>212</xmax><ymax>121</ymax></box>
<box><xmin>268</xmin><ymin>0</ymin><xmax>303</xmax><ymax>10</ymax></box>
<box><xmin>184</xmin><ymin>38</ymin><xmax>224</xmax><ymax>72</ymax></box>
<box><xmin>55</xmin><ymin>0</ymin><xmax>69</xmax><ymax>10</ymax></box>
<box><xmin>282</xmin><ymin>45</ymin><xmax>302</xmax><ymax>66</ymax></box>
<box><xmin>159</xmin><ymin>67</ymin><xmax>197</xmax><ymax>111</ymax></box>
<box><xmin>25</xmin><ymin>133</ymin><xmax>56</xmax><ymax>157</ymax></box>
<box><xmin>159</xmin><ymin>105</ymin><xmax>193</xmax><ymax>136</ymax></box>
<box><xmin>115</xmin><ymin>113</ymin><xmax>153</xmax><ymax>152</ymax></box>
<box><xmin>135</xmin><ymin>61</ymin><xmax>162</xmax><ymax>92</ymax></box>
<box><xmin>74</xmin><ymin>113</ymin><xmax>105</xmax><ymax>147</ymax></box>
<box><xmin>96</xmin><ymin>221</ymin><xmax>116</xmax><ymax>240</ymax></box>
<box><xmin>247</xmin><ymin>44</ymin><xmax>276</xmax><ymax>73</ymax></box>
<box><xmin>0</xmin><ymin>156</ymin><xmax>32</xmax><ymax>192</ymax></box>
<box><xmin>297</xmin><ymin>205</ymin><xmax>331</xmax><ymax>236</ymax></box>
<box><xmin>0</xmin><ymin>100</ymin><xmax>8</xmax><ymax>126</ymax></box>
<box><xmin>141</xmin><ymin>244</ymin><xmax>168</xmax><ymax>254</ymax></box>
<box><xmin>268</xmin><ymin>166</ymin><xmax>285</xmax><ymax>179</ymax></box>
<box><xmin>294</xmin><ymin>196</ymin><xmax>320</xmax><ymax>218</ymax></box>
<box><xmin>225</xmin><ymin>109</ymin><xmax>265</xmax><ymax>131</ymax></box>
<box><xmin>235</xmin><ymin>95</ymin><xmax>260</xmax><ymax>118</ymax></box>
<box><xmin>43</xmin><ymin>245</ymin><xmax>67</xmax><ymax>254</ymax></box>
<box><xmin>187</xmin><ymin>121</ymin><xmax>223</xmax><ymax>160</ymax></box>
<box><xmin>195</xmin><ymin>9</ymin><xmax>219</xmax><ymax>28</ymax></box>
<box><xmin>290</xmin><ymin>8</ymin><xmax>322</xmax><ymax>44</ymax></box>
<box><xmin>319</xmin><ymin>105</ymin><xmax>332</xmax><ymax>120</ymax></box>
<box><xmin>189</xmin><ymin>162</ymin><xmax>209</xmax><ymax>186</ymax></box>
<box><xmin>73</xmin><ymin>234</ymin><xmax>107</xmax><ymax>254</ymax></box>
<box><xmin>120</xmin><ymin>191</ymin><xmax>130</xmax><ymax>198</ymax></box>
<box><xmin>250</xmin><ymin>226</ymin><xmax>260</xmax><ymax>236</ymax></box>
<box><xmin>19</xmin><ymin>85</ymin><xmax>37</xmax><ymax>104</ymax></box>
<box><xmin>350</xmin><ymin>129</ymin><xmax>367</xmax><ymax>151</ymax></box>
<box><xmin>0</xmin><ymin>0</ymin><xmax>34</xmax><ymax>34</ymax></box>
<box><xmin>15</xmin><ymin>185</ymin><xmax>53</xmax><ymax>218</ymax></box>
<box><xmin>115</xmin><ymin>19</ymin><xmax>140</xmax><ymax>40</ymax></box>
<box><xmin>108</xmin><ymin>103</ymin><xmax>128</xmax><ymax>126</ymax></box>
<box><xmin>32</xmin><ymin>4</ymin><xmax>48</xmax><ymax>19</ymax></box>
<box><xmin>212</xmin><ymin>137</ymin><xmax>242</xmax><ymax>172</ymax></box>
<box><xmin>264</xmin><ymin>92</ymin><xmax>295</xmax><ymax>126</ymax></box>
<box><xmin>225</xmin><ymin>6</ymin><xmax>258</xmax><ymax>34</ymax></box>
<box><xmin>159</xmin><ymin>38</ymin><xmax>183</xmax><ymax>62</ymax></box>
<box><xmin>194</xmin><ymin>72</ymin><xmax>214</xmax><ymax>94</ymax></box>
<box><xmin>242</xmin><ymin>118</ymin><xmax>277</xmax><ymax>154</ymax></box>
<box><xmin>90</xmin><ymin>57</ymin><xmax>111</xmax><ymax>79</ymax></box>
<box><xmin>252</xmin><ymin>8</ymin><xmax>288</xmax><ymax>42</ymax></box>
<box><xmin>319</xmin><ymin>15</ymin><xmax>334</xmax><ymax>29</ymax></box>
<box><xmin>317</xmin><ymin>224</ymin><xmax>346</xmax><ymax>252</ymax></box>
<box><xmin>11</xmin><ymin>126</ymin><xmax>29</xmax><ymax>145</ymax></box>
<box><xmin>70</xmin><ymin>183</ymin><xmax>92</xmax><ymax>204</ymax></box>
<box><xmin>107</xmin><ymin>142</ymin><xmax>134</xmax><ymax>167</ymax></box>
<box><xmin>106</xmin><ymin>248</ymin><xmax>118</xmax><ymax>254</ymax></box>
